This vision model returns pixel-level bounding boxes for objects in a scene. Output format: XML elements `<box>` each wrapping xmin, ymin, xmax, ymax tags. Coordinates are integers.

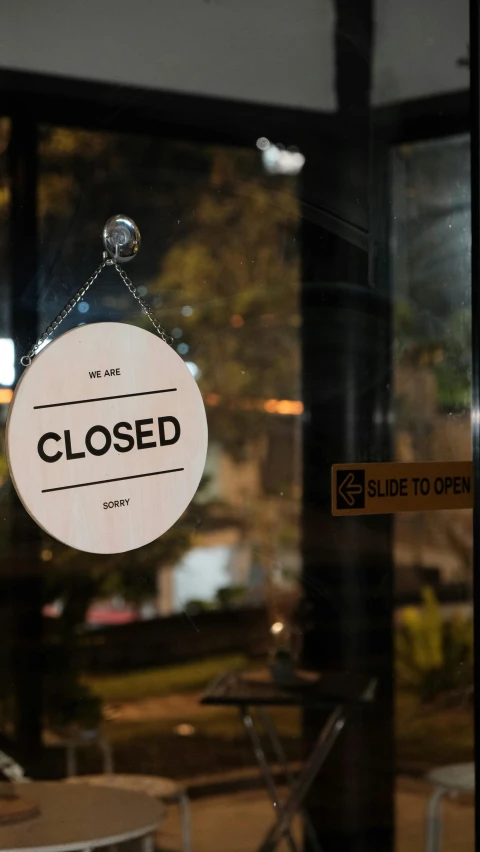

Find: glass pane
<box><xmin>0</xmin><ymin>119</ymin><xmax>10</xmax><ymax>341</ymax></box>
<box><xmin>34</xmin><ymin>125</ymin><xmax>302</xmax><ymax>778</ymax></box>
<box><xmin>392</xmin><ymin>136</ymin><xmax>473</xmax><ymax>844</ymax></box>
<box><xmin>0</xmin><ymin>117</ymin><xmax>12</xmax><ymax>743</ymax></box>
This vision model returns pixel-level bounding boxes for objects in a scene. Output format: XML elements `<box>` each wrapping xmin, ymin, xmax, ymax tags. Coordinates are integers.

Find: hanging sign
<box><xmin>7</xmin><ymin>322</ymin><xmax>208</xmax><ymax>554</ymax></box>
<box><xmin>332</xmin><ymin>461</ymin><xmax>473</xmax><ymax>516</ymax></box>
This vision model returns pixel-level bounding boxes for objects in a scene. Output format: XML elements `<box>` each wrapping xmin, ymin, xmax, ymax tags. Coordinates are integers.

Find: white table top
<box><xmin>0</xmin><ymin>782</ymin><xmax>164</xmax><ymax>852</ymax></box>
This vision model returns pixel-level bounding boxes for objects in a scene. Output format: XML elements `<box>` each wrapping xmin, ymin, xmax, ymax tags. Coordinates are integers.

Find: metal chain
<box><xmin>20</xmin><ymin>258</ymin><xmax>172</xmax><ymax>366</ymax></box>
<box><xmin>20</xmin><ymin>260</ymin><xmax>107</xmax><ymax>366</ymax></box>
<box><xmin>112</xmin><ymin>262</ymin><xmax>173</xmax><ymax>346</ymax></box>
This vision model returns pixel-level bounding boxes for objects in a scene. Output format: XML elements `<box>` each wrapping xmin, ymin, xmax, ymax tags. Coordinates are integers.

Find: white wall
<box><xmin>373</xmin><ymin>0</ymin><xmax>469</xmax><ymax>105</ymax></box>
<box><xmin>0</xmin><ymin>0</ymin><xmax>336</xmax><ymax>112</ymax></box>
<box><xmin>0</xmin><ymin>0</ymin><xmax>469</xmax><ymax>111</ymax></box>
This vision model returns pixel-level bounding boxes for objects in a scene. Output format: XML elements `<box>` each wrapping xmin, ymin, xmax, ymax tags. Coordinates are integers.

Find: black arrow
<box><xmin>338</xmin><ymin>472</ymin><xmax>363</xmax><ymax>507</ymax></box>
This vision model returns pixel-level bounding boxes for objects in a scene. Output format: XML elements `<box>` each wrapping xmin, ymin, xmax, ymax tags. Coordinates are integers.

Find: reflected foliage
<box><xmin>0</xmin><ymin>126</ymin><xmax>302</xmax><ymax>731</ymax></box>
<box><xmin>396</xmin><ymin>587</ymin><xmax>473</xmax><ymax>705</ymax></box>
<box><xmin>393</xmin><ymin>136</ymin><xmax>471</xmax><ymax>415</ymax></box>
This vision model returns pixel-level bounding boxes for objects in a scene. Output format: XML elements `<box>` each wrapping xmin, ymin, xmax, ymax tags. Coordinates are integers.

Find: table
<box><xmin>202</xmin><ymin>669</ymin><xmax>376</xmax><ymax>852</ymax></box>
<box><xmin>0</xmin><ymin>782</ymin><xmax>164</xmax><ymax>852</ymax></box>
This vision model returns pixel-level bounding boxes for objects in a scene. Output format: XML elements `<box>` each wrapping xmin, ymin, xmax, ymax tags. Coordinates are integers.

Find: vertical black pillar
<box><xmin>6</xmin><ymin>110</ymin><xmax>43</xmax><ymax>766</ymax></box>
<box><xmin>300</xmin><ymin>0</ymin><xmax>395</xmax><ymax>849</ymax></box>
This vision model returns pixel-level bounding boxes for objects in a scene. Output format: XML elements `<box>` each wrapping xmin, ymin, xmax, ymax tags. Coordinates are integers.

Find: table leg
<box><xmin>99</xmin><ymin>737</ymin><xmax>114</xmax><ymax>774</ymax></box>
<box><xmin>66</xmin><ymin>744</ymin><xmax>77</xmax><ymax>778</ymax></box>
<box><xmin>179</xmin><ymin>791</ymin><xmax>193</xmax><ymax>852</ymax></box>
<box><xmin>141</xmin><ymin>834</ymin><xmax>155</xmax><ymax>852</ymax></box>
<box><xmin>241</xmin><ymin>707</ymin><xmax>300</xmax><ymax>852</ymax></box>
<box><xmin>258</xmin><ymin>704</ymin><xmax>346</xmax><ymax>852</ymax></box>
<box><xmin>426</xmin><ymin>787</ymin><xmax>447</xmax><ymax>852</ymax></box>
<box><xmin>259</xmin><ymin>708</ymin><xmax>323</xmax><ymax>852</ymax></box>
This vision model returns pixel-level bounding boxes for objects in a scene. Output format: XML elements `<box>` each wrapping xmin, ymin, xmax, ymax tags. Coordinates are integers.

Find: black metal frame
<box><xmin>1</xmin><ymin>67</ymin><xmax>468</xmax><ymax>279</ymax></box>
<box><xmin>0</xmin><ymin>67</ymin><xmax>335</xmax><ymax>148</ymax></box>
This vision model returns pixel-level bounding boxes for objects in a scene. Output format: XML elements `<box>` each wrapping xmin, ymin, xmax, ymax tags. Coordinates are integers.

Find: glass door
<box><xmin>0</xmin><ymin>2</ymin><xmax>474</xmax><ymax>851</ymax></box>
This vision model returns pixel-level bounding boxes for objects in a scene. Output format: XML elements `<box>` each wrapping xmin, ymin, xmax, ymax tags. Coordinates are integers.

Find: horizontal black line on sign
<box><xmin>34</xmin><ymin>388</ymin><xmax>177</xmax><ymax>410</ymax></box>
<box><xmin>42</xmin><ymin>468</ymin><xmax>185</xmax><ymax>493</ymax></box>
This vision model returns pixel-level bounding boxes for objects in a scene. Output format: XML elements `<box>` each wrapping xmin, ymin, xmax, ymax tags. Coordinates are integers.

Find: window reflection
<box><xmin>0</xmin><ymin>119</ymin><xmax>10</xmax><ymax>340</ymax></box>
<box><xmin>0</xmin><ymin>117</ymin><xmax>11</xmax><ymax>740</ymax></box>
<box><xmin>392</xmin><ymin>135</ymin><xmax>473</xmax><ymax>779</ymax></box>
<box><xmin>30</xmin><ymin>126</ymin><xmax>302</xmax><ymax>777</ymax></box>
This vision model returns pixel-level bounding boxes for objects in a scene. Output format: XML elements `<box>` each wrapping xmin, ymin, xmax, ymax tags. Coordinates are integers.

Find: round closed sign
<box><xmin>6</xmin><ymin>322</ymin><xmax>208</xmax><ymax>554</ymax></box>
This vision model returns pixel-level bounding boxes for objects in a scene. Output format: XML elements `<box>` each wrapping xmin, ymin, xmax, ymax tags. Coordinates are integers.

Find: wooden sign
<box><xmin>332</xmin><ymin>461</ymin><xmax>473</xmax><ymax>516</ymax></box>
<box><xmin>7</xmin><ymin>323</ymin><xmax>208</xmax><ymax>553</ymax></box>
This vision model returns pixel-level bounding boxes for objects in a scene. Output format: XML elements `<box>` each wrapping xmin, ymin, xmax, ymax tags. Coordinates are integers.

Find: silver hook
<box><xmin>103</xmin><ymin>215</ymin><xmax>141</xmax><ymax>263</ymax></box>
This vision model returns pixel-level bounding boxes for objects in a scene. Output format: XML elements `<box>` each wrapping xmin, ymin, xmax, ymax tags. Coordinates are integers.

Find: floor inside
<box><xmin>156</xmin><ymin>778</ymin><xmax>474</xmax><ymax>852</ymax></box>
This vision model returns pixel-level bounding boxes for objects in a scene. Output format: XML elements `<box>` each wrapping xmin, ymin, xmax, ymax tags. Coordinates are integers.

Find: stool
<box><xmin>67</xmin><ymin>772</ymin><xmax>192</xmax><ymax>852</ymax></box>
<box><xmin>425</xmin><ymin>763</ymin><xmax>474</xmax><ymax>852</ymax></box>
<box><xmin>44</xmin><ymin>729</ymin><xmax>113</xmax><ymax>778</ymax></box>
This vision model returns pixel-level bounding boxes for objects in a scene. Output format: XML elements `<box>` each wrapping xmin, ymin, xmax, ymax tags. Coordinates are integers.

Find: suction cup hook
<box><xmin>103</xmin><ymin>215</ymin><xmax>141</xmax><ymax>263</ymax></box>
